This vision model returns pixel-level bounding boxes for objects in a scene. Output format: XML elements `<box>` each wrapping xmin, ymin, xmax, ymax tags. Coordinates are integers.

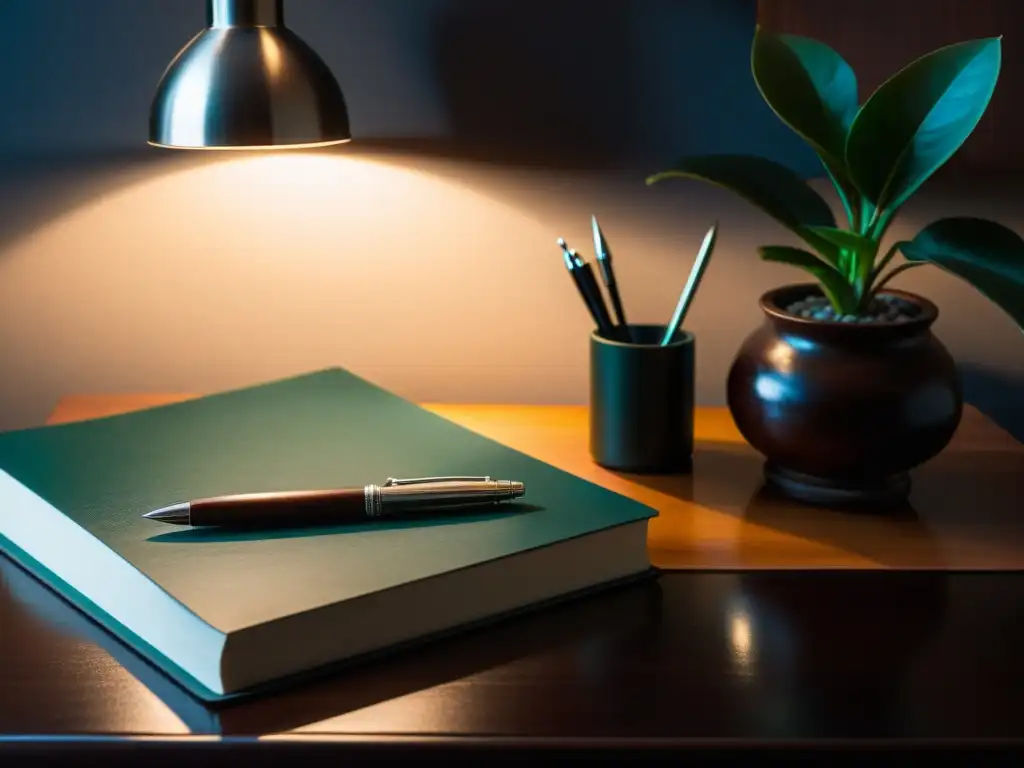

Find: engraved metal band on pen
<box><xmin>363</xmin><ymin>484</ymin><xmax>383</xmax><ymax>518</ymax></box>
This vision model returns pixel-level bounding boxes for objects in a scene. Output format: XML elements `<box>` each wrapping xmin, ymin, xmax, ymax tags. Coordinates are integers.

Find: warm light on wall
<box><xmin>0</xmin><ymin>152</ymin><xmax>577</xmax><ymax>403</ymax></box>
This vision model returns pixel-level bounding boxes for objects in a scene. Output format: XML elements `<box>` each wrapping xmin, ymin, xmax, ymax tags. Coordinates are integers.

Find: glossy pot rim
<box><xmin>760</xmin><ymin>283</ymin><xmax>938</xmax><ymax>338</ymax></box>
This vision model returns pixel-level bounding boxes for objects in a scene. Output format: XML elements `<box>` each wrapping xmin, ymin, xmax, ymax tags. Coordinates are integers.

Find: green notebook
<box><xmin>0</xmin><ymin>368</ymin><xmax>656</xmax><ymax>702</ymax></box>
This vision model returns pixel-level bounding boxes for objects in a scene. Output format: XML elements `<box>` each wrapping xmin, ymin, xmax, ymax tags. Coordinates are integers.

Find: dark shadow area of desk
<box><xmin>737</xmin><ymin>571</ymin><xmax>948</xmax><ymax>737</ymax></box>
<box><xmin>219</xmin><ymin>574</ymin><xmax>663</xmax><ymax>735</ymax></box>
<box><xmin>0</xmin><ymin>555</ymin><xmax>663</xmax><ymax>735</ymax></box>
<box><xmin>2</xmin><ymin>554</ymin><xmax>1024</xmax><ymax>743</ymax></box>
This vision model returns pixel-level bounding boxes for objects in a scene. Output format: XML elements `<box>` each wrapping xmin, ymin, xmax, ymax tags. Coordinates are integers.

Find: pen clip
<box><xmin>384</xmin><ymin>476</ymin><xmax>492</xmax><ymax>486</ymax></box>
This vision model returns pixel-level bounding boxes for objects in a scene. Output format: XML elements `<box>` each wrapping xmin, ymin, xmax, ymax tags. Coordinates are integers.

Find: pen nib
<box><xmin>591</xmin><ymin>216</ymin><xmax>608</xmax><ymax>259</ymax></box>
<box><xmin>557</xmin><ymin>238</ymin><xmax>575</xmax><ymax>270</ymax></box>
<box><xmin>142</xmin><ymin>502</ymin><xmax>191</xmax><ymax>526</ymax></box>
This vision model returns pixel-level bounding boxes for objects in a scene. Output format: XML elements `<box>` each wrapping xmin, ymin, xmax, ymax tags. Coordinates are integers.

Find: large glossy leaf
<box><xmin>751</xmin><ymin>27</ymin><xmax>859</xmax><ymax>185</ymax></box>
<box><xmin>846</xmin><ymin>38</ymin><xmax>1001</xmax><ymax>216</ymax></box>
<box><xmin>902</xmin><ymin>217</ymin><xmax>1024</xmax><ymax>331</ymax></box>
<box><xmin>647</xmin><ymin>155</ymin><xmax>836</xmax><ymax>234</ymax></box>
<box><xmin>759</xmin><ymin>245</ymin><xmax>857</xmax><ymax>313</ymax></box>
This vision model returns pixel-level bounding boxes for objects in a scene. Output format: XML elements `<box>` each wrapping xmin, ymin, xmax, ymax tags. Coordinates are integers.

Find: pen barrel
<box><xmin>578</xmin><ymin>269</ymin><xmax>612</xmax><ymax>325</ymax></box>
<box><xmin>380</xmin><ymin>480</ymin><xmax>523</xmax><ymax>513</ymax></box>
<box><xmin>576</xmin><ymin>264</ymin><xmax>630</xmax><ymax>343</ymax></box>
<box><xmin>190</xmin><ymin>489</ymin><xmax>366</xmax><ymax>527</ymax></box>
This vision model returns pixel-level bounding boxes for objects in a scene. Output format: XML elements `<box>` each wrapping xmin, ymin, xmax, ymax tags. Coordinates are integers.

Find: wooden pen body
<box><xmin>190</xmin><ymin>488</ymin><xmax>366</xmax><ymax>527</ymax></box>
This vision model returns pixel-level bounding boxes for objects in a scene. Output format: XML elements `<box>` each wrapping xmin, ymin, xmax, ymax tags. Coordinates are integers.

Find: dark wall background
<box><xmin>0</xmin><ymin>0</ymin><xmax>1022</xmax><ymax>441</ymax></box>
<box><xmin>0</xmin><ymin>0</ymin><xmax>815</xmax><ymax>169</ymax></box>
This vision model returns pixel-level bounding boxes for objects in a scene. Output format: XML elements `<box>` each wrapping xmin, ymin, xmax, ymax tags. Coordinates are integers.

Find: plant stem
<box><xmin>869</xmin><ymin>208</ymin><xmax>899</xmax><ymax>243</ymax></box>
<box><xmin>849</xmin><ymin>197</ymin><xmax>862</xmax><ymax>234</ymax></box>
<box><xmin>853</xmin><ymin>269</ymin><xmax>870</xmax><ymax>312</ymax></box>
<box><xmin>859</xmin><ymin>199</ymin><xmax>875</xmax><ymax>236</ymax></box>
<box><xmin>867</xmin><ymin>241</ymin><xmax>909</xmax><ymax>295</ymax></box>
<box><xmin>872</xmin><ymin>262</ymin><xmax>926</xmax><ymax>294</ymax></box>
<box><xmin>823</xmin><ymin>162</ymin><xmax>858</xmax><ymax>231</ymax></box>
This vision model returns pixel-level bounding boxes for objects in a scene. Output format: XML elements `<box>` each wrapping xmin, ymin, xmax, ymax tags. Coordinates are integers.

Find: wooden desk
<box><xmin>47</xmin><ymin>395</ymin><xmax>1024</xmax><ymax>571</ymax></box>
<box><xmin>1</xmin><ymin>560</ymin><xmax>1022</xmax><ymax>760</ymax></box>
<box><xmin>0</xmin><ymin>395</ymin><xmax>1018</xmax><ymax>761</ymax></box>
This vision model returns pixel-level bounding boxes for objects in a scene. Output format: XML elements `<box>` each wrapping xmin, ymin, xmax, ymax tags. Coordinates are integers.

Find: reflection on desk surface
<box><xmin>1</xmin><ymin>555</ymin><xmax>1022</xmax><ymax>741</ymax></box>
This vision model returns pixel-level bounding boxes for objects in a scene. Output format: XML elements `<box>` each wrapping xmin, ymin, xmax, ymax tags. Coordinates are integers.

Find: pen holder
<box><xmin>589</xmin><ymin>325</ymin><xmax>695</xmax><ymax>474</ymax></box>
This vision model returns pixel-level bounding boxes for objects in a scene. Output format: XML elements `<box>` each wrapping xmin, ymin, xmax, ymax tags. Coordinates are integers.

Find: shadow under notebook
<box><xmin>0</xmin><ymin>548</ymin><xmax>662</xmax><ymax>736</ymax></box>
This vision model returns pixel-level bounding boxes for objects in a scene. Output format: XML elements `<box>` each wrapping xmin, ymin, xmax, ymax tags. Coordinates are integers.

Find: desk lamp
<box><xmin>149</xmin><ymin>0</ymin><xmax>350</xmax><ymax>150</ymax></box>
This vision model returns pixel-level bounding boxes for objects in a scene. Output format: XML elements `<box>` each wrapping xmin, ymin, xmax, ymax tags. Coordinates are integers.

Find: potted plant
<box><xmin>648</xmin><ymin>27</ymin><xmax>1024</xmax><ymax>507</ymax></box>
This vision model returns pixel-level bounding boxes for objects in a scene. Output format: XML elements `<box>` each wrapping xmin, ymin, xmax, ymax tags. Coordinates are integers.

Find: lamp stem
<box><xmin>209</xmin><ymin>0</ymin><xmax>284</xmax><ymax>28</ymax></box>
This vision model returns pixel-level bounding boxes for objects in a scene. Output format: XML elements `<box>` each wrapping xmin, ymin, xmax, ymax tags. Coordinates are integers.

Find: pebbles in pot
<box><xmin>784</xmin><ymin>294</ymin><xmax>919</xmax><ymax>323</ymax></box>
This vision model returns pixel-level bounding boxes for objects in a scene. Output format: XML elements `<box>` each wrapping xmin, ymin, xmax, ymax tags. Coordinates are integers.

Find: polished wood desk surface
<box><xmin>46</xmin><ymin>394</ymin><xmax>1024</xmax><ymax>570</ymax></box>
<box><xmin>1</xmin><ymin>559</ymin><xmax>1022</xmax><ymax>756</ymax></box>
<box><xmin>0</xmin><ymin>395</ymin><xmax>1020</xmax><ymax>761</ymax></box>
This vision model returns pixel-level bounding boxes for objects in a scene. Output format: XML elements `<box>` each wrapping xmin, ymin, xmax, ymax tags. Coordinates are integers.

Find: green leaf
<box><xmin>759</xmin><ymin>245</ymin><xmax>857</xmax><ymax>313</ymax></box>
<box><xmin>647</xmin><ymin>154</ymin><xmax>837</xmax><ymax>234</ymax></box>
<box><xmin>751</xmin><ymin>27</ymin><xmax>860</xmax><ymax>207</ymax></box>
<box><xmin>858</xmin><ymin>196</ymin><xmax>875</xmax><ymax>230</ymax></box>
<box><xmin>801</xmin><ymin>225</ymin><xmax>879</xmax><ymax>289</ymax></box>
<box><xmin>821</xmin><ymin>160</ymin><xmax>859</xmax><ymax>230</ymax></box>
<box><xmin>801</xmin><ymin>226</ymin><xmax>878</xmax><ymax>258</ymax></box>
<box><xmin>902</xmin><ymin>217</ymin><xmax>1024</xmax><ymax>331</ymax></box>
<box><xmin>846</xmin><ymin>37</ymin><xmax>1002</xmax><ymax>215</ymax></box>
<box><xmin>750</xmin><ymin>27</ymin><xmax>862</xmax><ymax>227</ymax></box>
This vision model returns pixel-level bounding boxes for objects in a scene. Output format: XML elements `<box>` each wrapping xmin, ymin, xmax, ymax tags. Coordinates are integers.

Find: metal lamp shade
<box><xmin>149</xmin><ymin>0</ymin><xmax>350</xmax><ymax>150</ymax></box>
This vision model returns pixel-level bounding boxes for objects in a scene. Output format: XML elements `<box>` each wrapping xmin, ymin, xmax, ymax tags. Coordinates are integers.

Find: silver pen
<box><xmin>142</xmin><ymin>476</ymin><xmax>526</xmax><ymax>528</ymax></box>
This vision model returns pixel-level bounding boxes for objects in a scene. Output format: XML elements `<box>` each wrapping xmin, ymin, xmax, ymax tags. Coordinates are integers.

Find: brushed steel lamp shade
<box><xmin>149</xmin><ymin>0</ymin><xmax>350</xmax><ymax>150</ymax></box>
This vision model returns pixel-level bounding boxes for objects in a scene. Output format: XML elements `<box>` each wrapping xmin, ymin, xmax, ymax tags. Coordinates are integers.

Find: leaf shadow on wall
<box><xmin>959</xmin><ymin>361</ymin><xmax>1024</xmax><ymax>444</ymax></box>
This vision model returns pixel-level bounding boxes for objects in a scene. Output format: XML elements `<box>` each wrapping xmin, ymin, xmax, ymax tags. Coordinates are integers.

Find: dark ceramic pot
<box><xmin>727</xmin><ymin>284</ymin><xmax>963</xmax><ymax>507</ymax></box>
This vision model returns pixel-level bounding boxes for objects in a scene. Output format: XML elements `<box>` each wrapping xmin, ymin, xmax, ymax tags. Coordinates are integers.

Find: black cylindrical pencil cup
<box><xmin>589</xmin><ymin>325</ymin><xmax>695</xmax><ymax>474</ymax></box>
